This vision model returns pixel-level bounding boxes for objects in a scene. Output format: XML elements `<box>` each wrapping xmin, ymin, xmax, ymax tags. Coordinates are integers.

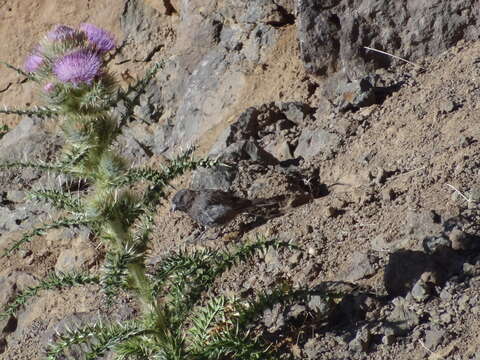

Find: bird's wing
<box><xmin>201</xmin><ymin>204</ymin><xmax>235</xmax><ymax>227</ymax></box>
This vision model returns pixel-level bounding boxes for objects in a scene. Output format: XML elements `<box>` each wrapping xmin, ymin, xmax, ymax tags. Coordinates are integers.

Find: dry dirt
<box><xmin>1</xmin><ymin>2</ymin><xmax>480</xmax><ymax>360</ymax></box>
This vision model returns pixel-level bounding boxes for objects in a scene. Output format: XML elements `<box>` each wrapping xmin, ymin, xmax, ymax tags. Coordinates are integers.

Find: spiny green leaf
<box><xmin>46</xmin><ymin>320</ymin><xmax>145</xmax><ymax>360</ymax></box>
<box><xmin>101</xmin><ymin>246</ymin><xmax>145</xmax><ymax>301</ymax></box>
<box><xmin>2</xmin><ymin>215</ymin><xmax>93</xmax><ymax>256</ymax></box>
<box><xmin>0</xmin><ymin>61</ymin><xmax>32</xmax><ymax>79</ymax></box>
<box><xmin>0</xmin><ymin>159</ymin><xmax>84</xmax><ymax>177</ymax></box>
<box><xmin>0</xmin><ymin>124</ymin><xmax>8</xmax><ymax>139</ymax></box>
<box><xmin>28</xmin><ymin>188</ymin><xmax>83</xmax><ymax>212</ymax></box>
<box><xmin>188</xmin><ymin>296</ymin><xmax>227</xmax><ymax>352</ymax></box>
<box><xmin>0</xmin><ymin>105</ymin><xmax>57</xmax><ymax>118</ymax></box>
<box><xmin>0</xmin><ymin>272</ymin><xmax>99</xmax><ymax>319</ymax></box>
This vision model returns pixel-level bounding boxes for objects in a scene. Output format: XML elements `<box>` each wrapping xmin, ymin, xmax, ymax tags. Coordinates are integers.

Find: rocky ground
<box><xmin>1</xmin><ymin>0</ymin><xmax>480</xmax><ymax>359</ymax></box>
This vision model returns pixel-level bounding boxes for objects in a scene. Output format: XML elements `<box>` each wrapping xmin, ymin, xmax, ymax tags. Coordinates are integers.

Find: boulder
<box><xmin>294</xmin><ymin>128</ymin><xmax>341</xmax><ymax>159</ymax></box>
<box><xmin>296</xmin><ymin>0</ymin><xmax>480</xmax><ymax>78</ymax></box>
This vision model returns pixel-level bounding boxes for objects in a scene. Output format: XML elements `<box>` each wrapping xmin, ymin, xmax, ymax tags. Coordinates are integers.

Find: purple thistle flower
<box><xmin>80</xmin><ymin>23</ymin><xmax>116</xmax><ymax>53</ymax></box>
<box><xmin>24</xmin><ymin>53</ymin><xmax>44</xmax><ymax>73</ymax></box>
<box><xmin>47</xmin><ymin>25</ymin><xmax>78</xmax><ymax>41</ymax></box>
<box><xmin>53</xmin><ymin>49</ymin><xmax>102</xmax><ymax>85</ymax></box>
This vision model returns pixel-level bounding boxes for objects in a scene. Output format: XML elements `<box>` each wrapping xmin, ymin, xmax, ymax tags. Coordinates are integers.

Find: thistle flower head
<box><xmin>24</xmin><ymin>53</ymin><xmax>44</xmax><ymax>73</ymax></box>
<box><xmin>53</xmin><ymin>49</ymin><xmax>102</xmax><ymax>85</ymax></box>
<box><xmin>80</xmin><ymin>23</ymin><xmax>116</xmax><ymax>53</ymax></box>
<box><xmin>47</xmin><ymin>25</ymin><xmax>78</xmax><ymax>41</ymax></box>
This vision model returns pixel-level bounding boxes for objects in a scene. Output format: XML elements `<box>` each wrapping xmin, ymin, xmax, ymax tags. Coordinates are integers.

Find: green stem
<box><xmin>106</xmin><ymin>217</ymin><xmax>171</xmax><ymax>344</ymax></box>
<box><xmin>127</xmin><ymin>261</ymin><xmax>154</xmax><ymax>312</ymax></box>
<box><xmin>106</xmin><ymin>218</ymin><xmax>152</xmax><ymax>310</ymax></box>
<box><xmin>126</xmin><ymin>251</ymin><xmax>173</xmax><ymax>349</ymax></box>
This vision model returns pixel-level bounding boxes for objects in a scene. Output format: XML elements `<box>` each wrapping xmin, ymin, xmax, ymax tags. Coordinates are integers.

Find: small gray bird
<box><xmin>171</xmin><ymin>189</ymin><xmax>279</xmax><ymax>228</ymax></box>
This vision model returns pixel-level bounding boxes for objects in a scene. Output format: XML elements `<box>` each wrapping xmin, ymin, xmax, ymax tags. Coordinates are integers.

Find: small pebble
<box><xmin>307</xmin><ymin>247</ymin><xmax>318</xmax><ymax>256</ymax></box>
<box><xmin>324</xmin><ymin>206</ymin><xmax>338</xmax><ymax>218</ymax></box>
<box><xmin>440</xmin><ymin>312</ymin><xmax>452</xmax><ymax>324</ymax></box>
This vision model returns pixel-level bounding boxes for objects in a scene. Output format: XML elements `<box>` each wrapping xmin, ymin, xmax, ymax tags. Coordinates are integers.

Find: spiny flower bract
<box><xmin>80</xmin><ymin>23</ymin><xmax>116</xmax><ymax>53</ymax></box>
<box><xmin>24</xmin><ymin>53</ymin><xmax>44</xmax><ymax>73</ymax></box>
<box><xmin>53</xmin><ymin>49</ymin><xmax>102</xmax><ymax>86</ymax></box>
<box><xmin>47</xmin><ymin>25</ymin><xmax>79</xmax><ymax>41</ymax></box>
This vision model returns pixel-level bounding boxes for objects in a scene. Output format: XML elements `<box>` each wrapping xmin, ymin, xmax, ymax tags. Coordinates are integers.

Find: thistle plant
<box><xmin>0</xmin><ymin>24</ymin><xmax>304</xmax><ymax>359</ymax></box>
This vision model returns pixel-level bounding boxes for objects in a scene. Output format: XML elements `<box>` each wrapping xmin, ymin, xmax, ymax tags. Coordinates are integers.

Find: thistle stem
<box><xmin>106</xmin><ymin>216</ymin><xmax>171</xmax><ymax>344</ymax></box>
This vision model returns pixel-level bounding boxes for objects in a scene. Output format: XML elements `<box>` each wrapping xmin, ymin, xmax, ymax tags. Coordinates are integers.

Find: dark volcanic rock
<box><xmin>384</xmin><ymin>250</ymin><xmax>438</xmax><ymax>297</ymax></box>
<box><xmin>132</xmin><ymin>1</ymin><xmax>298</xmax><ymax>157</ymax></box>
<box><xmin>218</xmin><ymin>140</ymin><xmax>279</xmax><ymax>165</ymax></box>
<box><xmin>211</xmin><ymin>102</ymin><xmax>314</xmax><ymax>156</ymax></box>
<box><xmin>192</xmin><ymin>101</ymin><xmax>316</xmax><ymax>190</ymax></box>
<box><xmin>192</xmin><ymin>140</ymin><xmax>278</xmax><ymax>191</ymax></box>
<box><xmin>323</xmin><ymin>74</ymin><xmax>378</xmax><ymax>111</ymax></box>
<box><xmin>296</xmin><ymin>0</ymin><xmax>480</xmax><ymax>78</ymax></box>
<box><xmin>423</xmin><ymin>235</ymin><xmax>452</xmax><ymax>255</ymax></box>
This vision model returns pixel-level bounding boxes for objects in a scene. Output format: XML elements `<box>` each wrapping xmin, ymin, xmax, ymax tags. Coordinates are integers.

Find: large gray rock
<box><xmin>348</xmin><ymin>326</ymin><xmax>371</xmax><ymax>353</ymax></box>
<box><xmin>424</xmin><ymin>326</ymin><xmax>446</xmax><ymax>351</ymax></box>
<box><xmin>405</xmin><ymin>210</ymin><xmax>443</xmax><ymax>249</ymax></box>
<box><xmin>115</xmin><ymin>132</ymin><xmax>151</xmax><ymax>164</ymax></box>
<box><xmin>55</xmin><ymin>235</ymin><xmax>97</xmax><ymax>274</ymax></box>
<box><xmin>277</xmin><ymin>102</ymin><xmax>315</xmax><ymax>125</ymax></box>
<box><xmin>191</xmin><ymin>139</ymin><xmax>278</xmax><ymax>191</ymax></box>
<box><xmin>191</xmin><ymin>101</ymin><xmax>315</xmax><ymax>190</ymax></box>
<box><xmin>0</xmin><ymin>271</ymin><xmax>38</xmax><ymax>309</ymax></box>
<box><xmin>120</xmin><ymin>0</ymin><xmax>167</xmax><ymax>62</ymax></box>
<box><xmin>161</xmin><ymin>49</ymin><xmax>248</xmax><ymax>155</ymax></box>
<box><xmin>296</xmin><ymin>0</ymin><xmax>480</xmax><ymax>78</ymax></box>
<box><xmin>123</xmin><ymin>0</ymin><xmax>295</xmax><ymax>157</ymax></box>
<box><xmin>0</xmin><ymin>116</ymin><xmax>61</xmax><ymax>193</ymax></box>
<box><xmin>323</xmin><ymin>74</ymin><xmax>378</xmax><ymax>111</ymax></box>
<box><xmin>190</xmin><ymin>165</ymin><xmax>236</xmax><ymax>192</ymax></box>
<box><xmin>210</xmin><ymin>102</ymin><xmax>313</xmax><ymax>156</ymax></box>
<box><xmin>344</xmin><ymin>252</ymin><xmax>378</xmax><ymax>282</ymax></box>
<box><xmin>0</xmin><ymin>117</ymin><xmax>60</xmax><ymax>163</ymax></box>
<box><xmin>294</xmin><ymin>128</ymin><xmax>341</xmax><ymax>159</ymax></box>
<box><xmin>243</xmin><ymin>24</ymin><xmax>280</xmax><ymax>64</ymax></box>
<box><xmin>0</xmin><ymin>207</ymin><xmax>29</xmax><ymax>233</ymax></box>
<box><xmin>219</xmin><ymin>0</ymin><xmax>294</xmax><ymax>27</ymax></box>
<box><xmin>211</xmin><ymin>107</ymin><xmax>261</xmax><ymax>154</ymax></box>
